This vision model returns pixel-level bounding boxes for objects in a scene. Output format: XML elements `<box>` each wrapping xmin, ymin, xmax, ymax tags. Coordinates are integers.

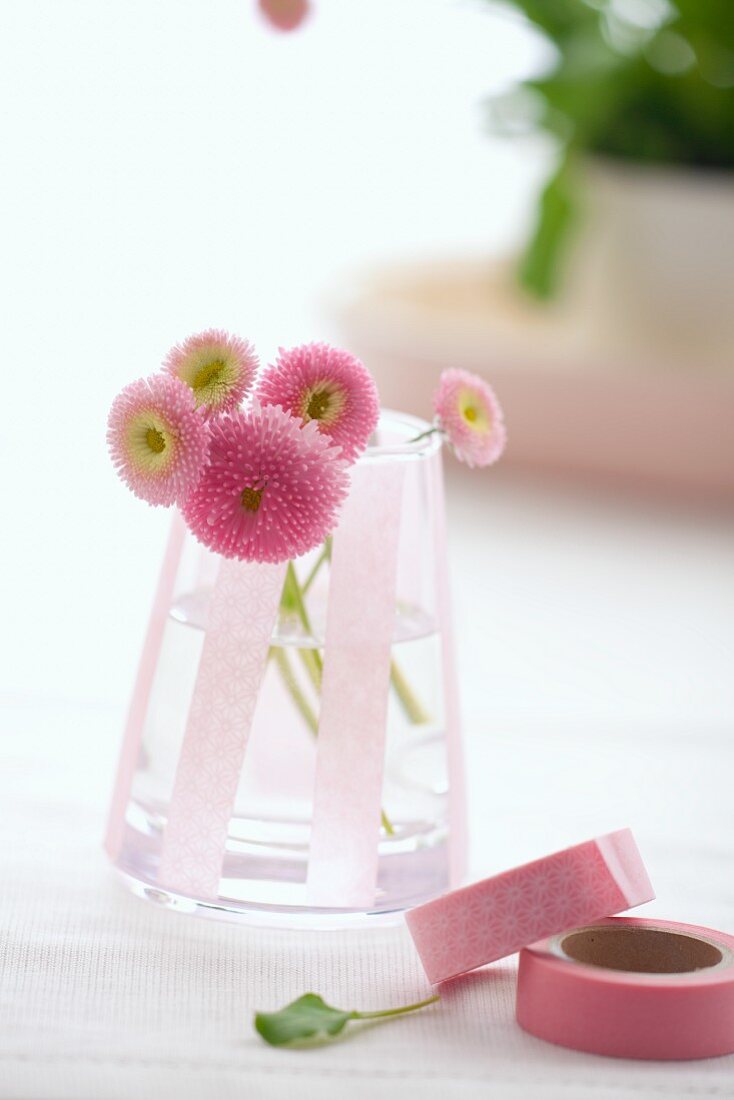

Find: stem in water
<box><xmin>274</xmin><ymin>562</ymin><xmax>394</xmax><ymax>836</ymax></box>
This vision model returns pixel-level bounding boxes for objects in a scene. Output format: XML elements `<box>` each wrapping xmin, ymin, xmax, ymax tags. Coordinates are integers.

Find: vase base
<box><xmin>112</xmin><ymin>868</ymin><xmax>433</xmax><ymax>929</ymax></box>
<box><xmin>110</xmin><ymin>805</ymin><xmax>451</xmax><ymax>929</ymax></box>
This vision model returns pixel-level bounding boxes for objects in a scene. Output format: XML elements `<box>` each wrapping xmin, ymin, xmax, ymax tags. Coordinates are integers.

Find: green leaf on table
<box><xmin>254</xmin><ymin>991</ymin><xmax>440</xmax><ymax>1048</ymax></box>
<box><xmin>254</xmin><ymin>994</ymin><xmax>354</xmax><ymax>1046</ymax></box>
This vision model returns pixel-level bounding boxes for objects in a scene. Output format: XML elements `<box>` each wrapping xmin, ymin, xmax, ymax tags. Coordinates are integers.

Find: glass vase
<box><xmin>105</xmin><ymin>411</ymin><xmax>465</xmax><ymax>928</ymax></box>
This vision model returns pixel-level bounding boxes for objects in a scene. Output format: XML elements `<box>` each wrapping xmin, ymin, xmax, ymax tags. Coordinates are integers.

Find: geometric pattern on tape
<box><xmin>408</xmin><ymin>841</ymin><xmax>627</xmax><ymax>983</ymax></box>
<box><xmin>306</xmin><ymin>460</ymin><xmax>405</xmax><ymax>908</ymax></box>
<box><xmin>157</xmin><ymin>558</ymin><xmax>285</xmax><ymax>899</ymax></box>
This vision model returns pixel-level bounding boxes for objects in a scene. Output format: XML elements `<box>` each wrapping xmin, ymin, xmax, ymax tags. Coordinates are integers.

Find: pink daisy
<box><xmin>164</xmin><ymin>329</ymin><xmax>258</xmax><ymax>417</ymax></box>
<box><xmin>181</xmin><ymin>400</ymin><xmax>348</xmax><ymax>563</ymax></box>
<box><xmin>258</xmin><ymin>0</ymin><xmax>310</xmax><ymax>31</ymax></box>
<box><xmin>433</xmin><ymin>368</ymin><xmax>506</xmax><ymax>468</ymax></box>
<box><xmin>257</xmin><ymin>343</ymin><xmax>379</xmax><ymax>463</ymax></box>
<box><xmin>107</xmin><ymin>375</ymin><xmax>209</xmax><ymax>507</ymax></box>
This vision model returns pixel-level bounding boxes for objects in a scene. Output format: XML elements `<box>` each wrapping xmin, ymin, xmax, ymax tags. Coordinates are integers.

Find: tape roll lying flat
<box><xmin>517</xmin><ymin>917</ymin><xmax>734</xmax><ymax>1060</ymax></box>
<box><xmin>406</xmin><ymin>829</ymin><xmax>654</xmax><ymax>985</ymax></box>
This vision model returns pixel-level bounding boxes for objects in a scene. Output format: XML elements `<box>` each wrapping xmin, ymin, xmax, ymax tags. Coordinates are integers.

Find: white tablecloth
<box><xmin>3</xmin><ymin>479</ymin><xmax>734</xmax><ymax>1099</ymax></box>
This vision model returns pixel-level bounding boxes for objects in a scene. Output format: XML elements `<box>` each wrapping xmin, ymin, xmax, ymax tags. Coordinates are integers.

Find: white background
<box><xmin>1</xmin><ymin>0</ymin><xmax>732</xmax><ymax>815</ymax></box>
<box><xmin>1</xmin><ymin>0</ymin><xmax>549</xmax><ymax>707</ymax></box>
<box><xmin>1</xmin><ymin>0</ymin><xmax>732</xmax><ymax>863</ymax></box>
<box><xmin>2</xmin><ymin>5</ymin><xmax>734</xmax><ymax>1096</ymax></box>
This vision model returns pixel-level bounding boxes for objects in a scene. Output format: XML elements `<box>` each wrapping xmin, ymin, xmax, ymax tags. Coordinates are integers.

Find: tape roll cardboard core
<box><xmin>560</xmin><ymin>926</ymin><xmax>723</xmax><ymax>974</ymax></box>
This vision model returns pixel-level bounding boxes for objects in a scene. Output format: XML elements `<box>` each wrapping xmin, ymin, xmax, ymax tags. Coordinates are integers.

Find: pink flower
<box><xmin>433</xmin><ymin>368</ymin><xmax>506</xmax><ymax>468</ymax></box>
<box><xmin>257</xmin><ymin>343</ymin><xmax>379</xmax><ymax>463</ymax></box>
<box><xmin>258</xmin><ymin>0</ymin><xmax>310</xmax><ymax>32</ymax></box>
<box><xmin>182</xmin><ymin>400</ymin><xmax>348</xmax><ymax>563</ymax></box>
<box><xmin>164</xmin><ymin>329</ymin><xmax>258</xmax><ymax>417</ymax></box>
<box><xmin>107</xmin><ymin>375</ymin><xmax>209</xmax><ymax>507</ymax></box>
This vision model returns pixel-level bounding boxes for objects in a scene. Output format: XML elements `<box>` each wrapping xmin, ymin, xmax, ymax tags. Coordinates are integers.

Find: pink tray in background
<box><xmin>326</xmin><ymin>258</ymin><xmax>734</xmax><ymax>504</ymax></box>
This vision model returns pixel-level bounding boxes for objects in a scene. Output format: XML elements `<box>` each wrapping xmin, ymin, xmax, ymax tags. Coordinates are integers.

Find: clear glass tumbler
<box><xmin>106</xmin><ymin>411</ymin><xmax>464</xmax><ymax>928</ymax></box>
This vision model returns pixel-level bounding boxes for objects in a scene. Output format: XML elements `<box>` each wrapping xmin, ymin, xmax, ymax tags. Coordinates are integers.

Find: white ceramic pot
<box><xmin>325</xmin><ymin>160</ymin><xmax>734</xmax><ymax>501</ymax></box>
<box><xmin>565</xmin><ymin>159</ymin><xmax>734</xmax><ymax>363</ymax></box>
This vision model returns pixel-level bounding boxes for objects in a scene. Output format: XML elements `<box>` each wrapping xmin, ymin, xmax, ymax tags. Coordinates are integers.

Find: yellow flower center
<box><xmin>459</xmin><ymin>389</ymin><xmax>489</xmax><ymax>434</ymax></box>
<box><xmin>241</xmin><ymin>486</ymin><xmax>263</xmax><ymax>513</ymax></box>
<box><xmin>126</xmin><ymin>414</ymin><xmax>173</xmax><ymax>473</ymax></box>
<box><xmin>192</xmin><ymin>358</ymin><xmax>226</xmax><ymax>393</ymax></box>
<box><xmin>306</xmin><ymin>389</ymin><xmax>332</xmax><ymax>420</ymax></box>
<box><xmin>301</xmin><ymin>380</ymin><xmax>346</xmax><ymax>427</ymax></box>
<box><xmin>146</xmin><ymin>427</ymin><xmax>166</xmax><ymax>454</ymax></box>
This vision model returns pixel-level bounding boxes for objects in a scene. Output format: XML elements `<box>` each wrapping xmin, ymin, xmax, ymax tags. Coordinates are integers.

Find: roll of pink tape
<box><xmin>405</xmin><ymin>829</ymin><xmax>654</xmax><ymax>984</ymax></box>
<box><xmin>517</xmin><ymin>917</ymin><xmax>734</xmax><ymax>1060</ymax></box>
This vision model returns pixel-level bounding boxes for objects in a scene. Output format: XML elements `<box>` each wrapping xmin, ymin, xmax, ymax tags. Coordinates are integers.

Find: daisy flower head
<box><xmin>258</xmin><ymin>0</ymin><xmax>310</xmax><ymax>32</ymax></box>
<box><xmin>433</xmin><ymin>368</ymin><xmax>506</xmax><ymax>468</ymax></box>
<box><xmin>257</xmin><ymin>343</ymin><xmax>379</xmax><ymax>463</ymax></box>
<box><xmin>164</xmin><ymin>329</ymin><xmax>258</xmax><ymax>417</ymax></box>
<box><xmin>107</xmin><ymin>374</ymin><xmax>209</xmax><ymax>507</ymax></box>
<box><xmin>181</xmin><ymin>400</ymin><xmax>349</xmax><ymax>563</ymax></box>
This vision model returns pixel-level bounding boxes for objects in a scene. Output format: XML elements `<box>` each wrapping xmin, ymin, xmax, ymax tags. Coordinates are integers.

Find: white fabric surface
<box><xmin>3</xmin><ymin>479</ymin><xmax>734</xmax><ymax>1099</ymax></box>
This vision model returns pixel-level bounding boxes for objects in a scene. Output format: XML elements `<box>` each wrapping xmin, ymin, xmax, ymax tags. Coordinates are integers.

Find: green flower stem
<box><xmin>389</xmin><ymin>657</ymin><xmax>430</xmax><ymax>725</ymax></box>
<box><xmin>353</xmin><ymin>994</ymin><xmax>440</xmax><ymax>1020</ymax></box>
<box><xmin>298</xmin><ymin>647</ymin><xmax>322</xmax><ymax>693</ymax></box>
<box><xmin>294</xmin><ymin>546</ymin><xmax>432</xmax><ymax>726</ymax></box>
<box><xmin>301</xmin><ymin>537</ymin><xmax>332</xmax><ymax>596</ymax></box>
<box><xmin>407</xmin><ymin>425</ymin><xmax>441</xmax><ymax>446</ymax></box>
<box><xmin>270</xmin><ymin>646</ymin><xmax>318</xmax><ymax>735</ymax></box>
<box><xmin>275</xmin><ymin>563</ymin><xmax>394</xmax><ymax>837</ymax></box>
<box><xmin>285</xmin><ymin>560</ymin><xmax>324</xmax><ymax>691</ymax></box>
<box><xmin>286</xmin><ymin>560</ymin><xmax>319</xmax><ymax>650</ymax></box>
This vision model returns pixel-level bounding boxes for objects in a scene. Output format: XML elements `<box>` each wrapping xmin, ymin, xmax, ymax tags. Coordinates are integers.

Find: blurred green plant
<box><xmin>486</xmin><ymin>0</ymin><xmax>734</xmax><ymax>297</ymax></box>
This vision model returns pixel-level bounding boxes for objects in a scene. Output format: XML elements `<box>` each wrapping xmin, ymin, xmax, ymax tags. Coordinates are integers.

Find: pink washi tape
<box><xmin>517</xmin><ymin>917</ymin><xmax>734</xmax><ymax>1060</ymax></box>
<box><xmin>429</xmin><ymin>449</ymin><xmax>467</xmax><ymax>888</ymax></box>
<box><xmin>307</xmin><ymin>459</ymin><xmax>405</xmax><ymax>908</ymax></box>
<box><xmin>105</xmin><ymin>511</ymin><xmax>186</xmax><ymax>861</ymax></box>
<box><xmin>157</xmin><ymin>556</ymin><xmax>286</xmax><ymax>899</ymax></box>
<box><xmin>405</xmin><ymin>829</ymin><xmax>654</xmax><ymax>985</ymax></box>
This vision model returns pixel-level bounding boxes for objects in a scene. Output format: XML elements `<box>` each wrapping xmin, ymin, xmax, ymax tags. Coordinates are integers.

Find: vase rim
<box><xmin>359</xmin><ymin>408</ymin><xmax>440</xmax><ymax>465</ymax></box>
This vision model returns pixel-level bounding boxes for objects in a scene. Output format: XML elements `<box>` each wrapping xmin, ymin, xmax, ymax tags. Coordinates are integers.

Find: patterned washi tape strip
<box><xmin>157</xmin><ymin>556</ymin><xmax>286</xmax><ymax>899</ymax></box>
<box><xmin>406</xmin><ymin>829</ymin><xmax>654</xmax><ymax>984</ymax></box>
<box><xmin>105</xmin><ymin>512</ymin><xmax>186</xmax><ymax>861</ymax></box>
<box><xmin>306</xmin><ymin>459</ymin><xmax>405</xmax><ymax>908</ymax></box>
